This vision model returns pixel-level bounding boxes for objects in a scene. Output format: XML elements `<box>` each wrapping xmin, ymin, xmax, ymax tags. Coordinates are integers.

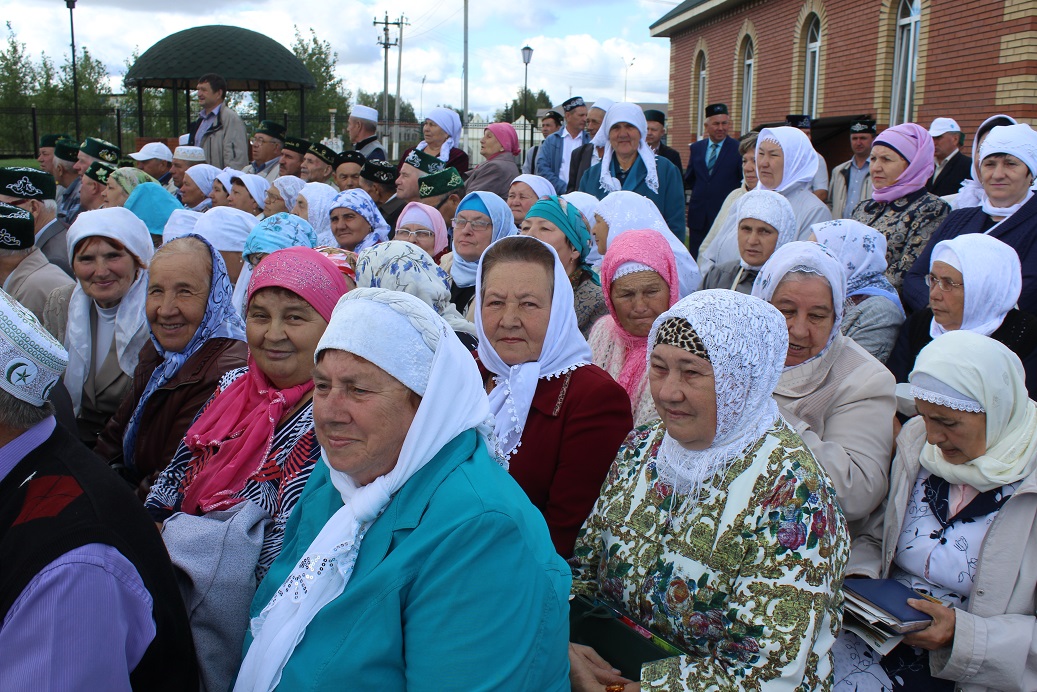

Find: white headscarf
<box><xmin>510</xmin><ymin>174</ymin><xmax>556</xmax><ymax>200</ymax></box>
<box><xmin>596</xmin><ymin>190</ymin><xmax>701</xmax><ymax>297</ymax></box>
<box><xmin>272</xmin><ymin>175</ymin><xmax>306</xmax><ymax>211</ymax></box>
<box><xmin>192</xmin><ymin>206</ymin><xmax>259</xmax><ymax>253</ymax></box>
<box><xmin>734</xmin><ymin>189</ymin><xmax>798</xmax><ymax>270</ymax></box>
<box><xmin>475</xmin><ymin>236</ymin><xmax>592</xmax><ymax>459</ymax></box>
<box><xmin>236</xmin><ymin>288</ymin><xmax>494</xmax><ymax>692</ymax></box>
<box><xmin>647</xmin><ymin>290</ymin><xmax>788</xmax><ymax>497</ymax></box>
<box><xmin>417</xmin><ymin>107</ymin><xmax>462</xmax><ymax>162</ymax></box>
<box><xmin>229</xmin><ymin>172</ymin><xmax>270</xmax><ymax>211</ymax></box>
<box><xmin>595</xmin><ymin>103</ymin><xmax>660</xmax><ymax>195</ymax></box>
<box><xmin>184</xmin><ymin>163</ymin><xmax>221</xmax><ymax>196</ymax></box>
<box><xmin>297</xmin><ymin>182</ymin><xmax>338</xmax><ymax>247</ymax></box>
<box><xmin>957</xmin><ymin>114</ymin><xmax>1017</xmax><ymax>209</ymax></box>
<box><xmin>978</xmin><ymin>124</ymin><xmax>1037</xmax><ymax>219</ymax></box>
<box><xmin>910</xmin><ymin>330</ymin><xmax>1037</xmax><ymax>492</ymax></box>
<box><xmin>162</xmin><ymin>209</ymin><xmax>203</xmax><ymax>244</ymax></box>
<box><xmin>755</xmin><ymin>126</ymin><xmax>818</xmax><ymax>193</ymax></box>
<box><xmin>64</xmin><ymin>208</ymin><xmax>155</xmax><ymax>414</ymax></box>
<box><xmin>928</xmin><ymin>233</ymin><xmax>1021</xmax><ymax>339</ymax></box>
<box><xmin>751</xmin><ymin>240</ymin><xmax>847</xmax><ymax>368</ymax></box>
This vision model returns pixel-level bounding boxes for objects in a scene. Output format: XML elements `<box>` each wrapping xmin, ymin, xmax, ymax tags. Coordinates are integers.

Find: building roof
<box><xmin>650</xmin><ymin>0</ymin><xmax>745</xmax><ymax>38</ymax></box>
<box><xmin>125</xmin><ymin>25</ymin><xmax>316</xmax><ymax>90</ymax></box>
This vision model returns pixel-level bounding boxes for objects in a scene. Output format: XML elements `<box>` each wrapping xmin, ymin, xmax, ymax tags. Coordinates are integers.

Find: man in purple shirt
<box><xmin>0</xmin><ymin>279</ymin><xmax>196</xmax><ymax>691</ymax></box>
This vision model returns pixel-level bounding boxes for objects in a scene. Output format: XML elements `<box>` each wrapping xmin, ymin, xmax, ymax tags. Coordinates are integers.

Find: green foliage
<box><xmin>266</xmin><ymin>27</ymin><xmax>352</xmax><ymax>142</ymax></box>
<box><xmin>493</xmin><ymin>87</ymin><xmax>552</xmax><ymax>124</ymax></box>
<box><xmin>356</xmin><ymin>90</ymin><xmax>417</xmax><ymax>124</ymax></box>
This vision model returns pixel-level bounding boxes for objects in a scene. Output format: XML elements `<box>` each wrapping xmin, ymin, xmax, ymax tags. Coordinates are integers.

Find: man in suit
<box><xmin>187</xmin><ymin>73</ymin><xmax>248</xmax><ymax>170</ymax></box>
<box><xmin>645</xmin><ymin>110</ymin><xmax>682</xmax><ymax>172</ymax></box>
<box><xmin>685</xmin><ymin>103</ymin><xmax>743</xmax><ymax>256</ymax></box>
<box><xmin>567</xmin><ymin>98</ymin><xmax>612</xmax><ymax>193</ymax></box>
<box><xmin>535</xmin><ymin>96</ymin><xmax>590</xmax><ymax>195</ymax></box>
<box><xmin>0</xmin><ymin>203</ymin><xmax>73</xmax><ymax>323</ymax></box>
<box><xmin>0</xmin><ymin>167</ymin><xmax>71</xmax><ymax>276</ymax></box>
<box><xmin>927</xmin><ymin>117</ymin><xmax>972</xmax><ymax>197</ymax></box>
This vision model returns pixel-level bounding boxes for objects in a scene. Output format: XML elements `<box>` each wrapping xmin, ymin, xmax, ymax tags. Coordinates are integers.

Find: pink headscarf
<box><xmin>601</xmin><ymin>229</ymin><xmax>679</xmax><ymax>400</ymax></box>
<box><xmin>180</xmin><ymin>247</ymin><xmax>349</xmax><ymax>515</ymax></box>
<box><xmin>872</xmin><ymin>122</ymin><xmax>935</xmax><ymax>202</ymax></box>
<box><xmin>396</xmin><ymin>201</ymin><xmax>449</xmax><ymax>256</ymax></box>
<box><xmin>485</xmin><ymin>122</ymin><xmax>520</xmax><ymax>157</ymax></box>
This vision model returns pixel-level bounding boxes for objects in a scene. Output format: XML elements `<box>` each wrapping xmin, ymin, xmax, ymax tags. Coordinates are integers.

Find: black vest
<box><xmin>0</xmin><ymin>423</ymin><xmax>198</xmax><ymax>691</ymax></box>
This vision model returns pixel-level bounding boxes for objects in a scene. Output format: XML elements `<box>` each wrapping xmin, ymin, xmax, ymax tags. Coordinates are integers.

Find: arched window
<box><xmin>741</xmin><ymin>39</ymin><xmax>754</xmax><ymax>133</ymax></box>
<box><xmin>695</xmin><ymin>52</ymin><xmax>708</xmax><ymax>138</ymax></box>
<box><xmin>890</xmin><ymin>0</ymin><xmax>921</xmax><ymax>125</ymax></box>
<box><xmin>803</xmin><ymin>16</ymin><xmax>821</xmax><ymax>117</ymax></box>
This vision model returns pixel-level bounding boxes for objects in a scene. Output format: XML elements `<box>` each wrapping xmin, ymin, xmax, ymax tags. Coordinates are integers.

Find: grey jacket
<box><xmin>840</xmin><ymin>295</ymin><xmax>905</xmax><ymax>364</ymax></box>
<box><xmin>36</xmin><ymin>217</ymin><xmax>71</xmax><ymax>276</ymax></box>
<box><xmin>850</xmin><ymin>418</ymin><xmax>1037</xmax><ymax>692</ymax></box>
<box><xmin>190</xmin><ymin>103</ymin><xmax>248</xmax><ymax>170</ymax></box>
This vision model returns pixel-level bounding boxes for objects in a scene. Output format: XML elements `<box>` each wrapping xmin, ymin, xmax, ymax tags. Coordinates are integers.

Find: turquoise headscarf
<box><xmin>526</xmin><ymin>195</ymin><xmax>599</xmax><ymax>284</ymax></box>
<box><xmin>125</xmin><ymin>182</ymin><xmax>184</xmax><ymax>237</ymax></box>
<box><xmin>243</xmin><ymin>212</ymin><xmax>318</xmax><ymax>260</ymax></box>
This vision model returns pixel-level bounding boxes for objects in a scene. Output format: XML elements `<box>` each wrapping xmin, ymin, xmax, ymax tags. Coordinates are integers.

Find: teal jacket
<box><xmin>243</xmin><ymin>429</ymin><xmax>572</xmax><ymax>691</ymax></box>
<box><xmin>578</xmin><ymin>153</ymin><xmax>687</xmax><ymax>242</ymax></box>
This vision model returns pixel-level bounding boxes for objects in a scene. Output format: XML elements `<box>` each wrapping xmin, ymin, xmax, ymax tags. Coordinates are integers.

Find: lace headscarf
<box><xmin>272</xmin><ymin>175</ymin><xmax>306</xmax><ymax>212</ymax></box>
<box><xmin>595</xmin><ymin>103</ymin><xmax>659</xmax><ymax>194</ymax></box>
<box><xmin>957</xmin><ymin>114</ymin><xmax>1017</xmax><ymax>209</ymax></box>
<box><xmin>296</xmin><ymin>182</ymin><xmax>338</xmax><ymax>247</ymax></box>
<box><xmin>417</xmin><ymin>107</ymin><xmax>462</xmax><ymax>162</ymax></box>
<box><xmin>475</xmin><ymin>236</ymin><xmax>592</xmax><ymax>459</ymax></box>
<box><xmin>601</xmin><ymin>229</ymin><xmax>678</xmax><ymax>403</ymax></box>
<box><xmin>396</xmin><ymin>201</ymin><xmax>448</xmax><ymax>256</ymax></box>
<box><xmin>63</xmin><ymin>208</ymin><xmax>155</xmax><ymax>414</ymax></box>
<box><xmin>928</xmin><ymin>233</ymin><xmax>1021</xmax><ymax>339</ymax></box>
<box><xmin>734</xmin><ymin>189</ymin><xmax>798</xmax><ymax>270</ymax></box>
<box><xmin>755</xmin><ymin>127</ymin><xmax>818</xmax><ymax>193</ymax></box>
<box><xmin>595</xmin><ymin>190</ymin><xmax>700</xmax><ymax>297</ymax></box>
<box><xmin>449</xmin><ymin>191</ymin><xmax>518</xmax><ymax>288</ymax></box>
<box><xmin>647</xmin><ymin>290</ymin><xmax>788</xmax><ymax>497</ymax></box>
<box><xmin>910</xmin><ymin>330</ymin><xmax>1037</xmax><ymax>492</ymax></box>
<box><xmin>871</xmin><ymin>123</ymin><xmax>935</xmax><ymax>202</ymax></box>
<box><xmin>751</xmin><ymin>241</ymin><xmax>847</xmax><ymax>368</ymax></box>
<box><xmin>526</xmin><ymin>196</ymin><xmax>599</xmax><ymax>284</ymax></box>
<box><xmin>811</xmin><ymin>219</ymin><xmax>904</xmax><ymax>315</ymax></box>
<box><xmin>330</xmin><ymin>188</ymin><xmax>391</xmax><ymax>252</ymax></box>
<box><xmin>122</xmin><ymin>234</ymin><xmax>246</xmax><ymax>469</ymax></box>
<box><xmin>356</xmin><ymin>241</ymin><xmax>475</xmax><ymax>336</ymax></box>
<box><xmin>978</xmin><ymin>123</ymin><xmax>1037</xmax><ymax>220</ymax></box>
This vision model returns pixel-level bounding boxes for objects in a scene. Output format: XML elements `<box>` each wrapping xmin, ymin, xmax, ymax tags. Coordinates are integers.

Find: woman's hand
<box><xmin>902</xmin><ymin>598</ymin><xmax>956</xmax><ymax>650</ymax></box>
<box><xmin>569</xmin><ymin>643</ymin><xmax>631</xmax><ymax>691</ymax></box>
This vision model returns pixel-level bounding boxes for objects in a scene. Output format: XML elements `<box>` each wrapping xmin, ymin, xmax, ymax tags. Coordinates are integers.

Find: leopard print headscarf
<box><xmin>653</xmin><ymin>317</ymin><xmax>710</xmax><ymax>361</ymax></box>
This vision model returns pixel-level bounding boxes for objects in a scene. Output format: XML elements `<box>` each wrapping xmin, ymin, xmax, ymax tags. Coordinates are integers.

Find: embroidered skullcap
<box><xmin>644</xmin><ymin>109</ymin><xmax>665</xmax><ymax>124</ymax></box>
<box><xmin>39</xmin><ymin>134</ymin><xmax>71</xmax><ymax>148</ymax></box>
<box><xmin>79</xmin><ymin>136</ymin><xmax>120</xmax><ymax>163</ymax></box>
<box><xmin>282</xmin><ymin>137</ymin><xmax>310</xmax><ymax>156</ymax></box>
<box><xmin>361</xmin><ymin>160</ymin><xmax>397</xmax><ymax>185</ymax></box>
<box><xmin>404</xmin><ymin>148</ymin><xmax>446</xmax><ymax>175</ymax></box>
<box><xmin>705</xmin><ymin>103</ymin><xmax>728</xmax><ymax>117</ymax></box>
<box><xmin>0</xmin><ymin>202</ymin><xmax>34</xmax><ymax>250</ymax></box>
<box><xmin>0</xmin><ymin>168</ymin><xmax>56</xmax><ymax>200</ymax></box>
<box><xmin>785</xmin><ymin>114</ymin><xmax>812</xmax><ymax>130</ymax></box>
<box><xmin>173</xmin><ymin>145</ymin><xmax>206</xmax><ymax>162</ymax></box>
<box><xmin>0</xmin><ymin>288</ymin><xmax>68</xmax><ymax>406</ymax></box>
<box><xmin>53</xmin><ymin>140</ymin><xmax>80</xmax><ymax>164</ymax></box>
<box><xmin>562</xmin><ymin>96</ymin><xmax>585</xmax><ymax>112</ymax></box>
<box><xmin>850</xmin><ymin>119</ymin><xmax>877</xmax><ymax>135</ymax></box>
<box><xmin>335</xmin><ymin>151</ymin><xmax>366</xmax><ymax>169</ymax></box>
<box><xmin>255</xmin><ymin>120</ymin><xmax>286</xmax><ymax>142</ymax></box>
<box><xmin>84</xmin><ymin>161</ymin><xmax>116</xmax><ymax>185</ymax></box>
<box><xmin>307</xmin><ymin>142</ymin><xmax>337</xmax><ymax>166</ymax></box>
<box><xmin>418</xmin><ymin>168</ymin><xmax>466</xmax><ymax>198</ymax></box>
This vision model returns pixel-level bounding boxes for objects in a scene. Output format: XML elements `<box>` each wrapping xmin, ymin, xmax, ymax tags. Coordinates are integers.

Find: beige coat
<box><xmin>774</xmin><ymin>333</ymin><xmax>896</xmax><ymax>530</ymax></box>
<box><xmin>6</xmin><ymin>249</ymin><xmax>74</xmax><ymax>326</ymax></box>
<box><xmin>828</xmin><ymin>158</ymin><xmax>874</xmax><ymax>220</ymax></box>
<box><xmin>849</xmin><ymin>417</ymin><xmax>1037</xmax><ymax>692</ymax></box>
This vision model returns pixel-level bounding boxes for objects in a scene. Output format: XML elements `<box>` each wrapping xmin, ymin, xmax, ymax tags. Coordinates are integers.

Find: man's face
<box><xmin>565</xmin><ymin>106</ymin><xmax>588</xmax><ymax>134</ymax></box>
<box><xmin>348</xmin><ymin>117</ymin><xmax>363</xmax><ymax>143</ymax></box>
<box><xmin>395</xmin><ymin>164</ymin><xmax>422</xmax><ymax>203</ymax></box>
<box><xmin>704</xmin><ymin>114</ymin><xmax>730</xmax><ymax>143</ymax></box>
<box><xmin>136</xmin><ymin>158</ymin><xmax>170</xmax><ymax>179</ymax></box>
<box><xmin>280</xmin><ymin>149</ymin><xmax>304</xmax><ymax>177</ymax></box>
<box><xmin>171</xmin><ymin>159</ymin><xmax>194</xmax><ymax>187</ymax></box>
<box><xmin>251</xmin><ymin>134</ymin><xmax>281</xmax><ymax>166</ymax></box>
<box><xmin>196</xmin><ymin>81</ymin><xmax>221</xmax><ymax>111</ymax></box>
<box><xmin>79</xmin><ymin>178</ymin><xmax>105</xmax><ymax>210</ymax></box>
<box><xmin>540</xmin><ymin>118</ymin><xmax>560</xmax><ymax>138</ymax></box>
<box><xmin>335</xmin><ymin>162</ymin><xmax>362</xmax><ymax>190</ymax></box>
<box><xmin>301</xmin><ymin>154</ymin><xmax>331</xmax><ymax>182</ymax></box>
<box><xmin>646</xmin><ymin>121</ymin><xmax>665</xmax><ymax>147</ymax></box>
<box><xmin>933</xmin><ymin>132</ymin><xmax>960</xmax><ymax>161</ymax></box>
<box><xmin>74</xmin><ymin>151</ymin><xmax>97</xmax><ymax>177</ymax></box>
<box><xmin>850</xmin><ymin>133</ymin><xmax>874</xmax><ymax>158</ymax></box>
<box><xmin>586</xmin><ymin>109</ymin><xmax>605</xmax><ymax>139</ymax></box>
<box><xmin>37</xmin><ymin>147</ymin><xmax>55</xmax><ymax>174</ymax></box>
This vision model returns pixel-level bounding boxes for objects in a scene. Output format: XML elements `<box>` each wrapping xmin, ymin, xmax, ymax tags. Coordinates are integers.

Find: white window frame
<box><xmin>890</xmin><ymin>0</ymin><xmax>921</xmax><ymax>125</ymax></box>
<box><xmin>803</xmin><ymin>17</ymin><xmax>821</xmax><ymax>117</ymax></box>
<box><xmin>741</xmin><ymin>39</ymin><xmax>754</xmax><ymax>133</ymax></box>
<box><xmin>696</xmin><ymin>53</ymin><xmax>708</xmax><ymax>138</ymax></box>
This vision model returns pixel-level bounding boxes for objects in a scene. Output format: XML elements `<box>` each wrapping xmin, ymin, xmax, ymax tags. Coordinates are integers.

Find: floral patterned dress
<box><xmin>570</xmin><ymin>420</ymin><xmax>850</xmax><ymax>690</ymax></box>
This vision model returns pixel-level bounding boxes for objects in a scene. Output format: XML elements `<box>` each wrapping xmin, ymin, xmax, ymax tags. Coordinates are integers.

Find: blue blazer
<box><xmin>684</xmin><ymin>136</ymin><xmax>743</xmax><ymax>253</ymax></box>
<box><xmin>535</xmin><ymin>129</ymin><xmax>591</xmax><ymax>195</ymax></box>
<box><xmin>578</xmin><ymin>154</ymin><xmax>687</xmax><ymax>242</ymax></box>
<box><xmin>243</xmin><ymin>429</ymin><xmax>572</xmax><ymax>691</ymax></box>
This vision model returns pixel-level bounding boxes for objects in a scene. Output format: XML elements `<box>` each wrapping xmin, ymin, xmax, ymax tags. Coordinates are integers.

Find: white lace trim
<box><xmin>911</xmin><ymin>385</ymin><xmax>985</xmax><ymax>413</ymax></box>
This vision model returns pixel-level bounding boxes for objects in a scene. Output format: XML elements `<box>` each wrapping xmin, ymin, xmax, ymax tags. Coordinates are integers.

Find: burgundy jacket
<box><xmin>507</xmin><ymin>364</ymin><xmax>633</xmax><ymax>557</ymax></box>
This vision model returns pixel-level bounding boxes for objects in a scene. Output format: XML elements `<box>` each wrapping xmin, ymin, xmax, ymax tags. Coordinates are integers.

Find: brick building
<box><xmin>650</xmin><ymin>0</ymin><xmax>1037</xmax><ymax>169</ymax></box>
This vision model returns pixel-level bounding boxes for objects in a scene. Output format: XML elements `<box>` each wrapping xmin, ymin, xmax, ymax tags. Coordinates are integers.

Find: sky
<box><xmin>6</xmin><ymin>0</ymin><xmax>680</xmax><ymax>120</ymax></box>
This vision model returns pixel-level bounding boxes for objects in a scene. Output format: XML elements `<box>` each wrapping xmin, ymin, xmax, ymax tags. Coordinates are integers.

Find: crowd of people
<box><xmin>1</xmin><ymin>68</ymin><xmax>1036</xmax><ymax>691</ymax></box>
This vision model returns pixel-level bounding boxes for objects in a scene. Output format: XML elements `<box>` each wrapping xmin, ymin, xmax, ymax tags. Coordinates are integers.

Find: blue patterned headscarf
<box><xmin>330</xmin><ymin>188</ymin><xmax>391</xmax><ymax>252</ymax></box>
<box><xmin>243</xmin><ymin>212</ymin><xmax>318</xmax><ymax>260</ymax></box>
<box><xmin>122</xmin><ymin>233</ymin><xmax>246</xmax><ymax>469</ymax></box>
<box><xmin>525</xmin><ymin>195</ymin><xmax>599</xmax><ymax>284</ymax></box>
<box><xmin>449</xmin><ymin>190</ymin><xmax>518</xmax><ymax>288</ymax></box>
<box><xmin>810</xmin><ymin>219</ymin><xmax>905</xmax><ymax>317</ymax></box>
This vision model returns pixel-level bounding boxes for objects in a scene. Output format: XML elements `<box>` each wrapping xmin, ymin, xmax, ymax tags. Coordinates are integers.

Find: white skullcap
<box><xmin>351</xmin><ymin>105</ymin><xmax>378</xmax><ymax>122</ymax></box>
<box><xmin>173</xmin><ymin>146</ymin><xmax>206</xmax><ymax>162</ymax></box>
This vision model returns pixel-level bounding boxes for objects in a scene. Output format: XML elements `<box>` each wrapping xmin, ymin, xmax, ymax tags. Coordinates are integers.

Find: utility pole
<box><xmin>374</xmin><ymin>13</ymin><xmax>400</xmax><ymax>155</ymax></box>
<box><xmin>463</xmin><ymin>0</ymin><xmax>469</xmax><ymax>132</ymax></box>
<box><xmin>393</xmin><ymin>15</ymin><xmax>409</xmax><ymax>162</ymax></box>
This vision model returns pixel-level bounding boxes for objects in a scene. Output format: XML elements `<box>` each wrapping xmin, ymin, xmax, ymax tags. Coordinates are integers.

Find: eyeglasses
<box><xmin>452</xmin><ymin>217</ymin><xmax>492</xmax><ymax>231</ymax></box>
<box><xmin>924</xmin><ymin>273</ymin><xmax>964</xmax><ymax>292</ymax></box>
<box><xmin>250</xmin><ymin>137</ymin><xmax>277</xmax><ymax>146</ymax></box>
<box><xmin>395</xmin><ymin>229</ymin><xmax>436</xmax><ymax>240</ymax></box>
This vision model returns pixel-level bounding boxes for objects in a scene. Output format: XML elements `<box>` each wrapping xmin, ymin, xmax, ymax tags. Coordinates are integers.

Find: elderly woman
<box><xmin>476</xmin><ymin>235</ymin><xmax>632</xmax><ymax>556</ymax></box>
<box><xmin>835</xmin><ymin>331</ymin><xmax>1037</xmax><ymax>692</ymax></box>
<box><xmin>328</xmin><ymin>188</ymin><xmax>390</xmax><ymax>253</ymax></box>
<box><xmin>520</xmin><ymin>195</ymin><xmax>606</xmax><ymax>336</ymax></box>
<box><xmin>180</xmin><ymin>163</ymin><xmax>219</xmax><ymax>212</ymax></box>
<box><xmin>752</xmin><ymin>242</ymin><xmax>896</xmax><ymax>533</ymax></box>
<box><xmin>700</xmin><ymin>126</ymin><xmax>832</xmax><ymax>276</ymax></box>
<box><xmin>94</xmin><ymin>235</ymin><xmax>249</xmax><ymax>499</ymax></box>
<box><xmin>811</xmin><ymin>219</ymin><xmax>906</xmax><ymax>363</ymax></box>
<box><xmin>849</xmin><ymin>123</ymin><xmax>950</xmax><ymax>289</ymax></box>
<box><xmin>234</xmin><ymin>288</ymin><xmax>570</xmax><ymax>691</ymax></box>
<box><xmin>465</xmin><ymin>122</ymin><xmax>522</xmax><ymax>199</ymax></box>
<box><xmin>291</xmin><ymin>181</ymin><xmax>338</xmax><ymax>247</ymax></box>
<box><xmin>507</xmin><ymin>173</ymin><xmax>556</xmax><ymax>225</ymax></box>
<box><xmin>903</xmin><ymin>123</ymin><xmax>1037</xmax><ymax>314</ymax></box>
<box><xmin>588</xmin><ymin>229</ymin><xmax>678</xmax><ymax>427</ymax></box>
<box><xmin>43</xmin><ymin>208</ymin><xmax>154</xmax><ymax>447</ymax></box>
<box><xmin>228</xmin><ymin>172</ymin><xmax>269</xmax><ymax>217</ymax></box>
<box><xmin>569</xmin><ymin>289</ymin><xmax>849</xmax><ymax>691</ymax></box>
<box><xmin>443</xmin><ymin>190</ymin><xmax>517</xmax><ymax>317</ymax></box>
<box><xmin>394</xmin><ymin>201</ymin><xmax>449</xmax><ymax>263</ymax></box>
<box><xmin>578</xmin><ymin>103</ymin><xmax>685</xmax><ymax>240</ymax></box>
<box><xmin>948</xmin><ymin>114</ymin><xmax>1017</xmax><ymax>210</ymax></box>
<box><xmin>592</xmin><ymin>190</ymin><xmax>700</xmax><ymax>297</ymax></box>
<box><xmin>145</xmin><ymin>247</ymin><xmax>348</xmax><ymax>690</ymax></box>
<box><xmin>106</xmin><ymin>167</ymin><xmax>157</xmax><ymax>208</ymax></box>
<box><xmin>888</xmin><ymin>233</ymin><xmax>1037</xmax><ymax>397</ymax></box>
<box><xmin>233</xmin><ymin>212</ymin><xmax>319</xmax><ymax>319</ymax></box>
<box><xmin>262</xmin><ymin>175</ymin><xmax>305</xmax><ymax>217</ymax></box>
<box><xmin>703</xmin><ymin>189</ymin><xmax>797</xmax><ymax>293</ymax></box>
<box><xmin>697</xmin><ymin>133</ymin><xmax>758</xmax><ymax>262</ymax></box>
<box><xmin>400</xmin><ymin>106</ymin><xmax>469</xmax><ymax>174</ymax></box>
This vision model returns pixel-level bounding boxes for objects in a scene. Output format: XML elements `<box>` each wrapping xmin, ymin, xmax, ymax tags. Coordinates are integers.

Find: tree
<box><xmin>494</xmin><ymin>87</ymin><xmax>552</xmax><ymax>124</ymax></box>
<box><xmin>356</xmin><ymin>90</ymin><xmax>417</xmax><ymax>124</ymax></box>
<box><xmin>0</xmin><ymin>22</ymin><xmax>39</xmax><ymax>153</ymax></box>
<box><xmin>266</xmin><ymin>27</ymin><xmax>352</xmax><ymax>142</ymax></box>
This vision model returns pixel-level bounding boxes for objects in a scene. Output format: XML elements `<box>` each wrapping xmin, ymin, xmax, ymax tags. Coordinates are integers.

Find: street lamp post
<box><xmin>623</xmin><ymin>57</ymin><xmax>637</xmax><ymax>102</ymax></box>
<box><xmin>66</xmin><ymin>0</ymin><xmax>80</xmax><ymax>140</ymax></box>
<box><xmin>521</xmin><ymin>45</ymin><xmax>533</xmax><ymax>156</ymax></box>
